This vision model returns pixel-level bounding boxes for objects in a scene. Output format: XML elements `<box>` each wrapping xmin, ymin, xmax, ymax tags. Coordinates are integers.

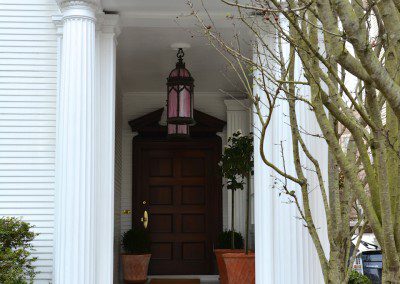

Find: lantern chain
<box><xmin>177</xmin><ymin>48</ymin><xmax>185</xmax><ymax>63</ymax></box>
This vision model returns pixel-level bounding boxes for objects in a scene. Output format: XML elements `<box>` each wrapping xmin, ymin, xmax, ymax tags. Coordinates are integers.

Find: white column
<box><xmin>54</xmin><ymin>1</ymin><xmax>119</xmax><ymax>283</ymax></box>
<box><xmin>253</xmin><ymin>23</ymin><xmax>328</xmax><ymax>284</ymax></box>
<box><xmin>253</xmin><ymin>96</ymin><xmax>275</xmax><ymax>284</ymax></box>
<box><xmin>224</xmin><ymin>100</ymin><xmax>250</xmax><ymax>238</ymax></box>
<box><xmin>95</xmin><ymin>14</ymin><xmax>120</xmax><ymax>284</ymax></box>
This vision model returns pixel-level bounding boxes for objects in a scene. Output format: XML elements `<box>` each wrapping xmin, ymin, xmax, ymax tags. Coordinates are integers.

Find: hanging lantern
<box><xmin>167</xmin><ymin>124</ymin><xmax>189</xmax><ymax>138</ymax></box>
<box><xmin>167</xmin><ymin>48</ymin><xmax>195</xmax><ymax>125</ymax></box>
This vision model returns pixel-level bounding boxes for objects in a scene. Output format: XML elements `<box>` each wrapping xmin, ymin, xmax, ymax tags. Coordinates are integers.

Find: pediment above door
<box><xmin>128</xmin><ymin>108</ymin><xmax>226</xmax><ymax>137</ymax></box>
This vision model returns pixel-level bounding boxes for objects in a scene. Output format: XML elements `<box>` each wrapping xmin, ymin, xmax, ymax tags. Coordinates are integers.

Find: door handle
<box><xmin>141</xmin><ymin>210</ymin><xmax>149</xmax><ymax>229</ymax></box>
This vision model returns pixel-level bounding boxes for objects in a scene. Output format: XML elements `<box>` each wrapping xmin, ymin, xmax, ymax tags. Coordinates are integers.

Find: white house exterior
<box><xmin>0</xmin><ymin>0</ymin><xmax>328</xmax><ymax>283</ymax></box>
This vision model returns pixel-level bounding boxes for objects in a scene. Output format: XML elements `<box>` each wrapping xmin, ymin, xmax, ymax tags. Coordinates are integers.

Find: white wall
<box><xmin>224</xmin><ymin>99</ymin><xmax>255</xmax><ymax>246</ymax></box>
<box><xmin>113</xmin><ymin>84</ymin><xmax>123</xmax><ymax>283</ymax></box>
<box><xmin>0</xmin><ymin>0</ymin><xmax>59</xmax><ymax>282</ymax></box>
<box><xmin>120</xmin><ymin>92</ymin><xmax>229</xmax><ymax>235</ymax></box>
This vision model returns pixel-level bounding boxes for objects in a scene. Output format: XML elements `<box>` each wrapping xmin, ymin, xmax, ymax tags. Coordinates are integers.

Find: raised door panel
<box><xmin>182</xmin><ymin>242</ymin><xmax>206</xmax><ymax>260</ymax></box>
<box><xmin>150</xmin><ymin>158</ymin><xmax>173</xmax><ymax>177</ymax></box>
<box><xmin>151</xmin><ymin>242</ymin><xmax>173</xmax><ymax>260</ymax></box>
<box><xmin>181</xmin><ymin>186</ymin><xmax>205</xmax><ymax>205</ymax></box>
<box><xmin>181</xmin><ymin>157</ymin><xmax>205</xmax><ymax>177</ymax></box>
<box><xmin>149</xmin><ymin>186</ymin><xmax>173</xmax><ymax>205</ymax></box>
<box><xmin>150</xmin><ymin>214</ymin><xmax>173</xmax><ymax>233</ymax></box>
<box><xmin>181</xmin><ymin>214</ymin><xmax>205</xmax><ymax>233</ymax></box>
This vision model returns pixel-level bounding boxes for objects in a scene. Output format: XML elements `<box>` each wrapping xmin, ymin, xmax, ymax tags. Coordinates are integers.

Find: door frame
<box><xmin>132</xmin><ymin>136</ymin><xmax>223</xmax><ymax>274</ymax></box>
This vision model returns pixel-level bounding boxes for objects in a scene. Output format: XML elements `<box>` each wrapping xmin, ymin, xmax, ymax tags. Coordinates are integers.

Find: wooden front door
<box><xmin>133</xmin><ymin>139</ymin><xmax>222</xmax><ymax>275</ymax></box>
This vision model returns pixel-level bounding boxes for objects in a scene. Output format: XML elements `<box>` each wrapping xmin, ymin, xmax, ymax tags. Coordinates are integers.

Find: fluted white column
<box><xmin>253</xmin><ymin>22</ymin><xmax>328</xmax><ymax>284</ymax></box>
<box><xmin>94</xmin><ymin>14</ymin><xmax>120</xmax><ymax>284</ymax></box>
<box><xmin>224</xmin><ymin>100</ymin><xmax>250</xmax><ymax>238</ymax></box>
<box><xmin>54</xmin><ymin>1</ymin><xmax>117</xmax><ymax>283</ymax></box>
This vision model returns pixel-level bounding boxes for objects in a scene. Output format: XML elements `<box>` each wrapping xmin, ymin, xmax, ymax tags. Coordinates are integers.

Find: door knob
<box><xmin>141</xmin><ymin>210</ymin><xmax>149</xmax><ymax>229</ymax></box>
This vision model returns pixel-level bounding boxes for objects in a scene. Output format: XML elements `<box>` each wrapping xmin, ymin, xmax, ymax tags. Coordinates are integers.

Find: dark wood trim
<box><xmin>129</xmin><ymin>108</ymin><xmax>164</xmax><ymax>132</ymax></box>
<box><xmin>128</xmin><ymin>109</ymin><xmax>226</xmax><ymax>138</ymax></box>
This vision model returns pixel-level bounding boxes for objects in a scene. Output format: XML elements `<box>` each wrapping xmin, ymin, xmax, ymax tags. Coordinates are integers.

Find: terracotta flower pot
<box><xmin>222</xmin><ymin>252</ymin><xmax>255</xmax><ymax>284</ymax></box>
<box><xmin>214</xmin><ymin>249</ymin><xmax>245</xmax><ymax>284</ymax></box>
<box><xmin>121</xmin><ymin>253</ymin><xmax>151</xmax><ymax>284</ymax></box>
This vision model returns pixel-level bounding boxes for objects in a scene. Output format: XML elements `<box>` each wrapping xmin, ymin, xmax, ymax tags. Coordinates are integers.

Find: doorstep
<box><xmin>148</xmin><ymin>275</ymin><xmax>219</xmax><ymax>284</ymax></box>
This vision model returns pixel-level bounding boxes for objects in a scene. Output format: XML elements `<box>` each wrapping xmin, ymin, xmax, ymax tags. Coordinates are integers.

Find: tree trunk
<box><xmin>382</xmin><ymin>267</ymin><xmax>400</xmax><ymax>284</ymax></box>
<box><xmin>245</xmin><ymin>172</ymin><xmax>250</xmax><ymax>254</ymax></box>
<box><xmin>382</xmin><ymin>251</ymin><xmax>400</xmax><ymax>284</ymax></box>
<box><xmin>231</xmin><ymin>191</ymin><xmax>235</xmax><ymax>249</ymax></box>
<box><xmin>327</xmin><ymin>249</ymin><xmax>346</xmax><ymax>284</ymax></box>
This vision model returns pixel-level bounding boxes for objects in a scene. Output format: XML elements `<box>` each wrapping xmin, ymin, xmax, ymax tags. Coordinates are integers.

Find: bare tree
<box><xmin>185</xmin><ymin>0</ymin><xmax>400</xmax><ymax>283</ymax></box>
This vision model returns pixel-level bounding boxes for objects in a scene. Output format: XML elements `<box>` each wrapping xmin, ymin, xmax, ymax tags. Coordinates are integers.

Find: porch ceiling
<box><xmin>102</xmin><ymin>0</ymin><xmax>241</xmax><ymax>27</ymax></box>
<box><xmin>103</xmin><ymin>0</ymin><xmax>252</xmax><ymax>94</ymax></box>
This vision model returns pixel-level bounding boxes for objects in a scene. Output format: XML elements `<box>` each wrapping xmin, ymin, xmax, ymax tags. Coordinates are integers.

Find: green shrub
<box><xmin>348</xmin><ymin>270</ymin><xmax>372</xmax><ymax>284</ymax></box>
<box><xmin>0</xmin><ymin>217</ymin><xmax>38</xmax><ymax>284</ymax></box>
<box><xmin>122</xmin><ymin>227</ymin><xmax>151</xmax><ymax>254</ymax></box>
<box><xmin>217</xmin><ymin>230</ymin><xmax>244</xmax><ymax>249</ymax></box>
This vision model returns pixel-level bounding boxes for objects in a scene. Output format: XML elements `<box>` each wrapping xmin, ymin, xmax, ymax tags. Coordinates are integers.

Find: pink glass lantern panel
<box><xmin>170</xmin><ymin>69</ymin><xmax>179</xmax><ymax>77</ymax></box>
<box><xmin>168</xmin><ymin>124</ymin><xmax>175</xmax><ymax>134</ymax></box>
<box><xmin>177</xmin><ymin>124</ymin><xmax>188</xmax><ymax>134</ymax></box>
<box><xmin>168</xmin><ymin>124</ymin><xmax>189</xmax><ymax>135</ymax></box>
<box><xmin>179</xmin><ymin>68</ymin><xmax>190</xmax><ymax>77</ymax></box>
<box><xmin>178</xmin><ymin>86</ymin><xmax>191</xmax><ymax>118</ymax></box>
<box><xmin>168</xmin><ymin>87</ymin><xmax>178</xmax><ymax>118</ymax></box>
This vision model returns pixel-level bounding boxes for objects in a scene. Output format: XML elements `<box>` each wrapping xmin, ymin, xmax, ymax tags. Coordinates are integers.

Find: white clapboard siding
<box><xmin>0</xmin><ymin>0</ymin><xmax>59</xmax><ymax>282</ymax></box>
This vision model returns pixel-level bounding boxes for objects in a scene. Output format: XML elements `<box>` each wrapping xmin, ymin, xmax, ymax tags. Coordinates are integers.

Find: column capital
<box><xmin>57</xmin><ymin>0</ymin><xmax>100</xmax><ymax>8</ymax></box>
<box><xmin>224</xmin><ymin>99</ymin><xmax>250</xmax><ymax>111</ymax></box>
<box><xmin>57</xmin><ymin>0</ymin><xmax>101</xmax><ymax>20</ymax></box>
<box><xmin>97</xmin><ymin>13</ymin><xmax>121</xmax><ymax>37</ymax></box>
<box><xmin>52</xmin><ymin>15</ymin><xmax>63</xmax><ymax>36</ymax></box>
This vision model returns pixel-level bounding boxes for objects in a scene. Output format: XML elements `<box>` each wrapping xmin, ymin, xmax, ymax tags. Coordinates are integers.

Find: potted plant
<box><xmin>219</xmin><ymin>130</ymin><xmax>255</xmax><ymax>283</ymax></box>
<box><xmin>214</xmin><ymin>230</ymin><xmax>244</xmax><ymax>284</ymax></box>
<box><xmin>121</xmin><ymin>227</ymin><xmax>151</xmax><ymax>284</ymax></box>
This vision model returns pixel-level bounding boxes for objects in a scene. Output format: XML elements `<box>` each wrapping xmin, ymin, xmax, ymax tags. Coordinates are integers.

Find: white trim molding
<box><xmin>123</xmin><ymin>91</ymin><xmax>244</xmax><ymax>99</ymax></box>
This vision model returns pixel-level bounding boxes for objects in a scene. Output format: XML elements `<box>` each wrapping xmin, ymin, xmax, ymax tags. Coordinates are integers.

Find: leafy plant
<box><xmin>217</xmin><ymin>230</ymin><xmax>244</xmax><ymax>250</ymax></box>
<box><xmin>220</xmin><ymin>131</ymin><xmax>254</xmax><ymax>191</ymax></box>
<box><xmin>220</xmin><ymin>130</ymin><xmax>253</xmax><ymax>252</ymax></box>
<box><xmin>348</xmin><ymin>270</ymin><xmax>372</xmax><ymax>284</ymax></box>
<box><xmin>122</xmin><ymin>227</ymin><xmax>151</xmax><ymax>254</ymax></box>
<box><xmin>0</xmin><ymin>217</ymin><xmax>38</xmax><ymax>284</ymax></box>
